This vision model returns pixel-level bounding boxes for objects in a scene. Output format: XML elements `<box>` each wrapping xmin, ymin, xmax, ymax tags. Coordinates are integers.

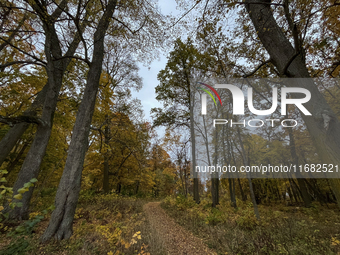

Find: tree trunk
<box><xmin>237</xmin><ymin>126</ymin><xmax>260</xmax><ymax>220</ymax></box>
<box><xmin>103</xmin><ymin>116</ymin><xmax>110</xmax><ymax>193</ymax></box>
<box><xmin>190</xmin><ymin>84</ymin><xmax>200</xmax><ymax>203</ymax></box>
<box><xmin>6</xmin><ymin>141</ymin><xmax>29</xmax><ymax>175</ymax></box>
<box><xmin>287</xmin><ymin>123</ymin><xmax>312</xmax><ymax>207</ymax></box>
<box><xmin>0</xmin><ymin>88</ymin><xmax>45</xmax><ymax>167</ymax></box>
<box><xmin>5</xmin><ymin>1</ymin><xmax>89</xmax><ymax>220</ymax></box>
<box><xmin>41</xmin><ymin>0</ymin><xmax>117</xmax><ymax>242</ymax></box>
<box><xmin>7</xmin><ymin>20</ymin><xmax>65</xmax><ymax>220</ymax></box>
<box><xmin>222</xmin><ymin>117</ymin><xmax>237</xmax><ymax>207</ymax></box>
<box><xmin>229</xmin><ymin>179</ymin><xmax>237</xmax><ymax>208</ymax></box>
<box><xmin>135</xmin><ymin>180</ymin><xmax>139</xmax><ymax>195</ymax></box>
<box><xmin>245</xmin><ymin>0</ymin><xmax>340</xmax><ymax>208</ymax></box>
<box><xmin>212</xmin><ymin>123</ymin><xmax>220</xmax><ymax>207</ymax></box>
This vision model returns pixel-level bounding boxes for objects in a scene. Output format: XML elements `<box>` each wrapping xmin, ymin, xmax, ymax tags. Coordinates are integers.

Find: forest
<box><xmin>1</xmin><ymin>0</ymin><xmax>340</xmax><ymax>254</ymax></box>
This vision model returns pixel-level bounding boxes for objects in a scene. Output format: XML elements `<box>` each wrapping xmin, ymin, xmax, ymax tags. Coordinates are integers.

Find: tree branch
<box><xmin>243</xmin><ymin>58</ymin><xmax>272</xmax><ymax>78</ymax></box>
<box><xmin>0</xmin><ymin>115</ymin><xmax>46</xmax><ymax>127</ymax></box>
<box><xmin>282</xmin><ymin>51</ymin><xmax>300</xmax><ymax>76</ymax></box>
<box><xmin>0</xmin><ymin>36</ymin><xmax>47</xmax><ymax>65</ymax></box>
<box><xmin>112</xmin><ymin>16</ymin><xmax>148</xmax><ymax>35</ymax></box>
<box><xmin>232</xmin><ymin>1</ymin><xmax>284</xmax><ymax>6</ymax></box>
<box><xmin>0</xmin><ymin>60</ymin><xmax>46</xmax><ymax>70</ymax></box>
<box><xmin>0</xmin><ymin>14</ymin><xmax>27</xmax><ymax>52</ymax></box>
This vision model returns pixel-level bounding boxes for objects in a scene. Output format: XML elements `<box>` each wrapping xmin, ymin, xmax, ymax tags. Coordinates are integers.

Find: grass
<box><xmin>0</xmin><ymin>191</ymin><xmax>166</xmax><ymax>255</ymax></box>
<box><xmin>161</xmin><ymin>194</ymin><xmax>340</xmax><ymax>255</ymax></box>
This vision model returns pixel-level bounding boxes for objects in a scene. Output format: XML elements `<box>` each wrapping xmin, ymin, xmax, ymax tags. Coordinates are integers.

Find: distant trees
<box><xmin>152</xmin><ymin>38</ymin><xmax>202</xmax><ymax>203</ymax></box>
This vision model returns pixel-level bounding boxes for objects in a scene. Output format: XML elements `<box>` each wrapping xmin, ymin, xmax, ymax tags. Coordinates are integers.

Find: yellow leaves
<box><xmin>107</xmin><ymin>252</ymin><xmax>114</xmax><ymax>255</ymax></box>
<box><xmin>0</xmin><ymin>206</ymin><xmax>4</xmax><ymax>211</ymax></box>
<box><xmin>133</xmin><ymin>231</ymin><xmax>141</xmax><ymax>238</ymax></box>
<box><xmin>138</xmin><ymin>243</ymin><xmax>150</xmax><ymax>255</ymax></box>
<box><xmin>120</xmin><ymin>239</ymin><xmax>131</xmax><ymax>249</ymax></box>
<box><xmin>130</xmin><ymin>231</ymin><xmax>142</xmax><ymax>244</ymax></box>
<box><xmin>13</xmin><ymin>194</ymin><xmax>22</xmax><ymax>200</ymax></box>
<box><xmin>331</xmin><ymin>237</ymin><xmax>340</xmax><ymax>246</ymax></box>
<box><xmin>18</xmin><ymin>187</ymin><xmax>29</xmax><ymax>194</ymax></box>
<box><xmin>96</xmin><ymin>225</ymin><xmax>122</xmax><ymax>245</ymax></box>
<box><xmin>29</xmin><ymin>211</ymin><xmax>40</xmax><ymax>220</ymax></box>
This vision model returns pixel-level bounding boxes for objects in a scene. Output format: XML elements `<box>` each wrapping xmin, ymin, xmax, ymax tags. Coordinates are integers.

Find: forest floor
<box><xmin>143</xmin><ymin>202</ymin><xmax>216</xmax><ymax>255</ymax></box>
<box><xmin>0</xmin><ymin>192</ymin><xmax>168</xmax><ymax>255</ymax></box>
<box><xmin>2</xmin><ymin>192</ymin><xmax>340</xmax><ymax>254</ymax></box>
<box><xmin>161</xmin><ymin>195</ymin><xmax>340</xmax><ymax>254</ymax></box>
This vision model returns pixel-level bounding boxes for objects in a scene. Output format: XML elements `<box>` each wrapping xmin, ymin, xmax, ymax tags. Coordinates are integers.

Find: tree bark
<box><xmin>41</xmin><ymin>0</ymin><xmax>117</xmax><ymax>242</ymax></box>
<box><xmin>103</xmin><ymin>116</ymin><xmax>110</xmax><ymax>193</ymax></box>
<box><xmin>237</xmin><ymin>126</ymin><xmax>260</xmax><ymax>220</ymax></box>
<box><xmin>190</xmin><ymin>79</ymin><xmax>200</xmax><ymax>203</ymax></box>
<box><xmin>245</xmin><ymin>0</ymin><xmax>340</xmax><ymax>208</ymax></box>
<box><xmin>287</xmin><ymin>123</ymin><xmax>312</xmax><ymax>207</ymax></box>
<box><xmin>6</xmin><ymin>141</ymin><xmax>29</xmax><ymax>175</ymax></box>
<box><xmin>212</xmin><ymin>123</ymin><xmax>219</xmax><ymax>207</ymax></box>
<box><xmin>0</xmin><ymin>85</ymin><xmax>47</xmax><ymax>167</ymax></box>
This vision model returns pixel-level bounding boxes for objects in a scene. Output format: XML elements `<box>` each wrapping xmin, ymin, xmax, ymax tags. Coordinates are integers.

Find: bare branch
<box><xmin>0</xmin><ymin>60</ymin><xmax>46</xmax><ymax>70</ymax></box>
<box><xmin>168</xmin><ymin>0</ymin><xmax>202</xmax><ymax>29</ymax></box>
<box><xmin>0</xmin><ymin>115</ymin><xmax>46</xmax><ymax>127</ymax></box>
<box><xmin>0</xmin><ymin>14</ymin><xmax>27</xmax><ymax>52</ymax></box>
<box><xmin>234</xmin><ymin>1</ymin><xmax>284</xmax><ymax>6</ymax></box>
<box><xmin>0</xmin><ymin>36</ymin><xmax>47</xmax><ymax>65</ymax></box>
<box><xmin>243</xmin><ymin>59</ymin><xmax>272</xmax><ymax>78</ymax></box>
<box><xmin>112</xmin><ymin>16</ymin><xmax>148</xmax><ymax>35</ymax></box>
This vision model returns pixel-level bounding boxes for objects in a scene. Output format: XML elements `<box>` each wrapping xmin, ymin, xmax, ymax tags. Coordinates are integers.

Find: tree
<box><xmin>41</xmin><ymin>0</ymin><xmax>118</xmax><ymax>241</ymax></box>
<box><xmin>152</xmin><ymin>38</ymin><xmax>202</xmax><ymax>203</ymax></box>
<box><xmin>242</xmin><ymin>0</ymin><xmax>340</xmax><ymax>208</ymax></box>
<box><xmin>42</xmin><ymin>0</ymin><xmax>165</xmax><ymax>240</ymax></box>
<box><xmin>4</xmin><ymin>0</ymin><xmax>90</xmax><ymax>220</ymax></box>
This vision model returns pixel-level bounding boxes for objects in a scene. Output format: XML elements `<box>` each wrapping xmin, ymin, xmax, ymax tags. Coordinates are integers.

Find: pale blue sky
<box><xmin>132</xmin><ymin>0</ymin><xmax>180</xmax><ymax>129</ymax></box>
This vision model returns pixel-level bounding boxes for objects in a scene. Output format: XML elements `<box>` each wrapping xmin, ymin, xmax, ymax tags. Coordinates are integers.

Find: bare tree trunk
<box><xmin>190</xmin><ymin>86</ymin><xmax>199</xmax><ymax>203</ymax></box>
<box><xmin>103</xmin><ymin>116</ymin><xmax>110</xmax><ymax>193</ymax></box>
<box><xmin>41</xmin><ymin>0</ymin><xmax>117</xmax><ymax>241</ymax></box>
<box><xmin>245</xmin><ymin>0</ymin><xmax>340</xmax><ymax>208</ymax></box>
<box><xmin>6</xmin><ymin>141</ymin><xmax>29</xmax><ymax>175</ymax></box>
<box><xmin>211</xmin><ymin>124</ymin><xmax>219</xmax><ymax>207</ymax></box>
<box><xmin>236</xmin><ymin>126</ymin><xmax>260</xmax><ymax>220</ymax></box>
<box><xmin>0</xmin><ymin>86</ymin><xmax>47</xmax><ymax>167</ymax></box>
<box><xmin>287</xmin><ymin>122</ymin><xmax>312</xmax><ymax>207</ymax></box>
<box><xmin>222</xmin><ymin>124</ymin><xmax>237</xmax><ymax>207</ymax></box>
<box><xmin>135</xmin><ymin>180</ymin><xmax>139</xmax><ymax>195</ymax></box>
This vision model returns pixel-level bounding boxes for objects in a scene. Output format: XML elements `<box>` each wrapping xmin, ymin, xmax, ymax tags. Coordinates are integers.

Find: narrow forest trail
<box><xmin>143</xmin><ymin>202</ymin><xmax>216</xmax><ymax>255</ymax></box>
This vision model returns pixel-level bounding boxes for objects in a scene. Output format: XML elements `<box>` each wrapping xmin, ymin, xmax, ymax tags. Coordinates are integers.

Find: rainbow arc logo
<box><xmin>197</xmin><ymin>82</ymin><xmax>222</xmax><ymax>106</ymax></box>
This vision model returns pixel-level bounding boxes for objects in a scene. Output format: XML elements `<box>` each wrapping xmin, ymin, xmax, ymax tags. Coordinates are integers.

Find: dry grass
<box><xmin>161</xmin><ymin>195</ymin><xmax>340</xmax><ymax>255</ymax></box>
<box><xmin>0</xmin><ymin>192</ymin><xmax>166</xmax><ymax>255</ymax></box>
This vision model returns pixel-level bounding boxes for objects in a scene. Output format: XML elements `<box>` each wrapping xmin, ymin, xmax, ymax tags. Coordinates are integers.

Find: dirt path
<box><xmin>143</xmin><ymin>202</ymin><xmax>216</xmax><ymax>255</ymax></box>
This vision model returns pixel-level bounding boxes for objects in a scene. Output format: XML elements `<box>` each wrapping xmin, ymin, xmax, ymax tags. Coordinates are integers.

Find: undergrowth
<box><xmin>0</xmin><ymin>190</ymin><xmax>165</xmax><ymax>255</ymax></box>
<box><xmin>161</xmin><ymin>194</ymin><xmax>340</xmax><ymax>255</ymax></box>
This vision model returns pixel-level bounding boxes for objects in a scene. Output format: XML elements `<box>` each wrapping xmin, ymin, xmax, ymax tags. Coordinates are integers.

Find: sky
<box><xmin>131</xmin><ymin>0</ymin><xmax>180</xmax><ymax>131</ymax></box>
